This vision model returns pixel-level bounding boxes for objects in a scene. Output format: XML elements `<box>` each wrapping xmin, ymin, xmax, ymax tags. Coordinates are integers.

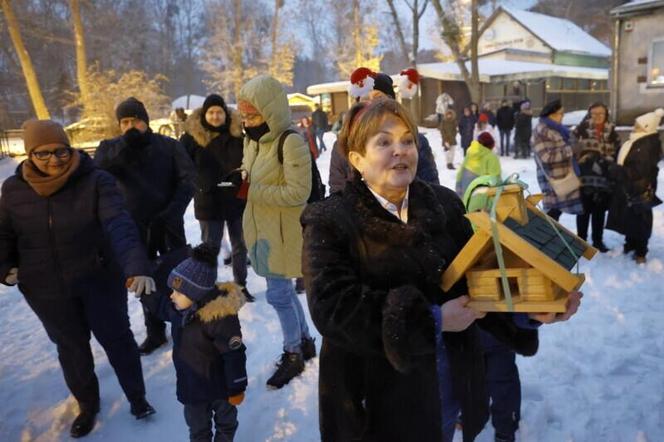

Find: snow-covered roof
<box><xmin>417</xmin><ymin>59</ymin><xmax>608</xmax><ymax>82</ymax></box>
<box><xmin>611</xmin><ymin>0</ymin><xmax>664</xmax><ymax>16</ymax></box>
<box><xmin>499</xmin><ymin>7</ymin><xmax>611</xmax><ymax>57</ymax></box>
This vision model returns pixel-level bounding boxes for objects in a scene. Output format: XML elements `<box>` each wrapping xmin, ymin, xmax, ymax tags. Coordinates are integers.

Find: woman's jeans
<box><xmin>265</xmin><ymin>276</ymin><xmax>311</xmax><ymax>353</ymax></box>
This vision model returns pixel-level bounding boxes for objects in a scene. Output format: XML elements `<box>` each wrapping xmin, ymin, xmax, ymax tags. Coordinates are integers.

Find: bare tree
<box><xmin>336</xmin><ymin>0</ymin><xmax>382</xmax><ymax>78</ymax></box>
<box><xmin>268</xmin><ymin>0</ymin><xmax>294</xmax><ymax>85</ymax></box>
<box><xmin>431</xmin><ymin>0</ymin><xmax>481</xmax><ymax>102</ymax></box>
<box><xmin>1</xmin><ymin>0</ymin><xmax>51</xmax><ymax>119</ymax></box>
<box><xmin>70</xmin><ymin>0</ymin><xmax>90</xmax><ymax>106</ymax></box>
<box><xmin>200</xmin><ymin>0</ymin><xmax>271</xmax><ymax>100</ymax></box>
<box><xmin>385</xmin><ymin>0</ymin><xmax>410</xmax><ymax>64</ymax></box>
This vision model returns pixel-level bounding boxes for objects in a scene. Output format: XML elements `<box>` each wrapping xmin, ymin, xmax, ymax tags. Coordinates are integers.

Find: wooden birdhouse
<box><xmin>442</xmin><ymin>184</ymin><xmax>597</xmax><ymax>312</ymax></box>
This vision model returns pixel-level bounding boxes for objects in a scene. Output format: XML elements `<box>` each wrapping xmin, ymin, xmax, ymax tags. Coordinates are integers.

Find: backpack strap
<box><xmin>277</xmin><ymin>129</ymin><xmax>299</xmax><ymax>164</ymax></box>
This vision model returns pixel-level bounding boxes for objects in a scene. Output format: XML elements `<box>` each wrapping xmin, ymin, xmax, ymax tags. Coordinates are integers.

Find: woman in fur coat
<box><xmin>301</xmin><ymin>98</ymin><xmax>581</xmax><ymax>442</ymax></box>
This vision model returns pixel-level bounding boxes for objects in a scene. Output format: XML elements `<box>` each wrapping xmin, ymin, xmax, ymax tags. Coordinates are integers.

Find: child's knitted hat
<box><xmin>167</xmin><ymin>244</ymin><xmax>218</xmax><ymax>302</ymax></box>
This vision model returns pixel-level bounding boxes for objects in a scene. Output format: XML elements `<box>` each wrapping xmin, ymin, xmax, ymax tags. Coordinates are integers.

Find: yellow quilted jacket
<box><xmin>238</xmin><ymin>75</ymin><xmax>312</xmax><ymax>278</ymax></box>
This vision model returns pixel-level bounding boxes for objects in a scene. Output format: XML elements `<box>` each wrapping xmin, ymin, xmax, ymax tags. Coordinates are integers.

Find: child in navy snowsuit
<box><xmin>141</xmin><ymin>243</ymin><xmax>248</xmax><ymax>442</ymax></box>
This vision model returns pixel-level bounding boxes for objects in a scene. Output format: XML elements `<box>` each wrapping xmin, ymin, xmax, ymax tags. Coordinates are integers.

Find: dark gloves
<box><xmin>223</xmin><ymin>169</ymin><xmax>244</xmax><ymax>188</ymax></box>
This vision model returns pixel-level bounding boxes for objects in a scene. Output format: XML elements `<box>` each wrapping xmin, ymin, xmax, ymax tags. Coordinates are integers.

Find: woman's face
<box><xmin>589</xmin><ymin>106</ymin><xmax>607</xmax><ymax>126</ymax></box>
<box><xmin>205</xmin><ymin>105</ymin><xmax>226</xmax><ymax>127</ymax></box>
<box><xmin>549</xmin><ymin>107</ymin><xmax>565</xmax><ymax>124</ymax></box>
<box><xmin>30</xmin><ymin>144</ymin><xmax>72</xmax><ymax>176</ymax></box>
<box><xmin>170</xmin><ymin>290</ymin><xmax>193</xmax><ymax>310</ymax></box>
<box><xmin>348</xmin><ymin>114</ymin><xmax>418</xmax><ymax>197</ymax></box>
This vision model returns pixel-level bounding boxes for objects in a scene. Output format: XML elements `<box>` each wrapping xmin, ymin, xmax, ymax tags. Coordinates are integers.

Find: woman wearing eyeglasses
<box><xmin>0</xmin><ymin>120</ymin><xmax>156</xmax><ymax>438</ymax></box>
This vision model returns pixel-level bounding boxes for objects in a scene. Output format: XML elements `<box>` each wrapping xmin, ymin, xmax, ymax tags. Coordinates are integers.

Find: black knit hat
<box><xmin>167</xmin><ymin>244</ymin><xmax>218</xmax><ymax>303</ymax></box>
<box><xmin>202</xmin><ymin>94</ymin><xmax>227</xmax><ymax>114</ymax></box>
<box><xmin>540</xmin><ymin>99</ymin><xmax>562</xmax><ymax>118</ymax></box>
<box><xmin>373</xmin><ymin>73</ymin><xmax>396</xmax><ymax>99</ymax></box>
<box><xmin>201</xmin><ymin>94</ymin><xmax>229</xmax><ymax>132</ymax></box>
<box><xmin>116</xmin><ymin>97</ymin><xmax>149</xmax><ymax>124</ymax></box>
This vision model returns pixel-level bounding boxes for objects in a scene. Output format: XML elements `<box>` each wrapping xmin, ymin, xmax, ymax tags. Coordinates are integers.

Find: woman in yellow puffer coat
<box><xmin>455</xmin><ymin>131</ymin><xmax>502</xmax><ymax>196</ymax></box>
<box><xmin>237</xmin><ymin>75</ymin><xmax>316</xmax><ymax>389</ymax></box>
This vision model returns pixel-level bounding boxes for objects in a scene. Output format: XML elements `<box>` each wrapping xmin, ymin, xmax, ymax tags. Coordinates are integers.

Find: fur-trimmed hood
<box><xmin>196</xmin><ymin>281</ymin><xmax>246</xmax><ymax>323</ymax></box>
<box><xmin>184</xmin><ymin>107</ymin><xmax>243</xmax><ymax>148</ymax></box>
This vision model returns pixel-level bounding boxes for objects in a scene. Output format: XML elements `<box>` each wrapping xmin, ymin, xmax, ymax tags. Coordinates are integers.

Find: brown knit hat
<box><xmin>22</xmin><ymin>120</ymin><xmax>70</xmax><ymax>155</ymax></box>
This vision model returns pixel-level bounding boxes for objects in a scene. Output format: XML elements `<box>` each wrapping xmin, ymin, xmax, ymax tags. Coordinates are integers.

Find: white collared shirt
<box><xmin>368</xmin><ymin>186</ymin><xmax>409</xmax><ymax>223</ymax></box>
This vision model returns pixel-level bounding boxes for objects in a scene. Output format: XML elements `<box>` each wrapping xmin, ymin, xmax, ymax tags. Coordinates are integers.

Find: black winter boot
<box><xmin>593</xmin><ymin>241</ymin><xmax>609</xmax><ymax>253</ymax></box>
<box><xmin>294</xmin><ymin>278</ymin><xmax>305</xmax><ymax>294</ymax></box>
<box><xmin>266</xmin><ymin>351</ymin><xmax>304</xmax><ymax>389</ymax></box>
<box><xmin>301</xmin><ymin>337</ymin><xmax>317</xmax><ymax>361</ymax></box>
<box><xmin>129</xmin><ymin>397</ymin><xmax>156</xmax><ymax>419</ymax></box>
<box><xmin>70</xmin><ymin>403</ymin><xmax>99</xmax><ymax>438</ymax></box>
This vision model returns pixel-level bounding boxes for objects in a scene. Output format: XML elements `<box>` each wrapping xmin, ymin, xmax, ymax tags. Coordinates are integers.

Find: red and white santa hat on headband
<box><xmin>398</xmin><ymin>68</ymin><xmax>420</xmax><ymax>99</ymax></box>
<box><xmin>349</xmin><ymin>67</ymin><xmax>377</xmax><ymax>99</ymax></box>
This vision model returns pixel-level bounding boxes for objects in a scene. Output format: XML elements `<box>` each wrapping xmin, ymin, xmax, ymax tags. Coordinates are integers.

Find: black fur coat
<box><xmin>301</xmin><ymin>176</ymin><xmax>538</xmax><ymax>442</ymax></box>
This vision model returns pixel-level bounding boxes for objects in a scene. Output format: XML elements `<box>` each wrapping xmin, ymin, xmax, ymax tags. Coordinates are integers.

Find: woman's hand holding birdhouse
<box><xmin>529</xmin><ymin>291</ymin><xmax>582</xmax><ymax>324</ymax></box>
<box><xmin>441</xmin><ymin>295</ymin><xmax>487</xmax><ymax>331</ymax></box>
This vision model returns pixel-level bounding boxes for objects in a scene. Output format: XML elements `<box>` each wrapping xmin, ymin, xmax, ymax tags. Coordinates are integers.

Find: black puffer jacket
<box><xmin>301</xmin><ymin>176</ymin><xmax>537</xmax><ymax>442</ymax></box>
<box><xmin>0</xmin><ymin>152</ymin><xmax>150</xmax><ymax>299</ymax></box>
<box><xmin>142</xmin><ymin>281</ymin><xmax>248</xmax><ymax>404</ymax></box>
<box><xmin>180</xmin><ymin>108</ymin><xmax>246</xmax><ymax>221</ymax></box>
<box><xmin>95</xmin><ymin>131</ymin><xmax>195</xmax><ymax>255</ymax></box>
<box><xmin>496</xmin><ymin>105</ymin><xmax>515</xmax><ymax>131</ymax></box>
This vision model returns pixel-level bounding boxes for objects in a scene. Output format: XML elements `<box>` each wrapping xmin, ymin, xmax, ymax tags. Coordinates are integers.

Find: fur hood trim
<box><xmin>196</xmin><ymin>281</ymin><xmax>246</xmax><ymax>323</ymax></box>
<box><xmin>185</xmin><ymin>108</ymin><xmax>244</xmax><ymax>147</ymax></box>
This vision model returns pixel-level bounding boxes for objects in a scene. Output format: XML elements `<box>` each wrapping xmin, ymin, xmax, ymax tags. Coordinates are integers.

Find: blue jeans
<box><xmin>499</xmin><ymin>129</ymin><xmax>511</xmax><ymax>156</ymax></box>
<box><xmin>315</xmin><ymin>128</ymin><xmax>327</xmax><ymax>152</ymax></box>
<box><xmin>265</xmin><ymin>277</ymin><xmax>311</xmax><ymax>353</ymax></box>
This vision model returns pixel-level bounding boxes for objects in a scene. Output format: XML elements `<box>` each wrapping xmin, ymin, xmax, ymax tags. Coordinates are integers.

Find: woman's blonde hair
<box><xmin>337</xmin><ymin>98</ymin><xmax>419</xmax><ymax>160</ymax></box>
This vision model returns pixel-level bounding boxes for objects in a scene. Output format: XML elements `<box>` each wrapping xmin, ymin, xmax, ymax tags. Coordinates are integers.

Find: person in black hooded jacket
<box><xmin>301</xmin><ymin>99</ymin><xmax>581</xmax><ymax>442</ymax></box>
<box><xmin>0</xmin><ymin>120</ymin><xmax>156</xmax><ymax>438</ymax></box>
<box><xmin>95</xmin><ymin>97</ymin><xmax>196</xmax><ymax>355</ymax></box>
<box><xmin>179</xmin><ymin>94</ymin><xmax>253</xmax><ymax>302</ymax></box>
<box><xmin>607</xmin><ymin>108</ymin><xmax>664</xmax><ymax>264</ymax></box>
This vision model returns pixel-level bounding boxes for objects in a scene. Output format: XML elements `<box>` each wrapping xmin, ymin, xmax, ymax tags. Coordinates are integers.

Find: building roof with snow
<box><xmin>611</xmin><ymin>0</ymin><xmax>664</xmax><ymax>16</ymax></box>
<box><xmin>478</xmin><ymin>7</ymin><xmax>611</xmax><ymax>65</ymax></box>
<box><xmin>416</xmin><ymin>59</ymin><xmax>608</xmax><ymax>83</ymax></box>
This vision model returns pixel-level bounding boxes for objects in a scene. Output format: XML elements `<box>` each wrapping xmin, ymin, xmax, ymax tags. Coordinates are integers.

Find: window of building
<box><xmin>563</xmin><ymin>78</ymin><xmax>577</xmax><ymax>90</ymax></box>
<box><xmin>648</xmin><ymin>38</ymin><xmax>664</xmax><ymax>87</ymax></box>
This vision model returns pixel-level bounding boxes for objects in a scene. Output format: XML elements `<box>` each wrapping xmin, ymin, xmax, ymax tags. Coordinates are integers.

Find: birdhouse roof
<box><xmin>441</xmin><ymin>197</ymin><xmax>597</xmax><ymax>293</ymax></box>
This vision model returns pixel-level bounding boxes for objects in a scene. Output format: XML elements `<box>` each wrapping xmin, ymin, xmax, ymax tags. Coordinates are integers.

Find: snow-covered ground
<box><xmin>1</xmin><ymin>129</ymin><xmax>662</xmax><ymax>442</ymax></box>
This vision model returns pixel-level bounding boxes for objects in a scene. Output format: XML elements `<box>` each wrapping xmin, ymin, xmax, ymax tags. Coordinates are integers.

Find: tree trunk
<box><xmin>1</xmin><ymin>0</ymin><xmax>51</xmax><ymax>119</ymax></box>
<box><xmin>70</xmin><ymin>0</ymin><xmax>90</xmax><ymax>108</ymax></box>
<box><xmin>270</xmin><ymin>0</ymin><xmax>281</xmax><ymax>67</ymax></box>
<box><xmin>469</xmin><ymin>0</ymin><xmax>481</xmax><ymax>103</ymax></box>
<box><xmin>385</xmin><ymin>0</ymin><xmax>410</xmax><ymax>64</ymax></box>
<box><xmin>430</xmin><ymin>0</ymin><xmax>481</xmax><ymax>103</ymax></box>
<box><xmin>352</xmin><ymin>0</ymin><xmax>362</xmax><ymax>68</ymax></box>
<box><xmin>232</xmin><ymin>0</ymin><xmax>243</xmax><ymax>99</ymax></box>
